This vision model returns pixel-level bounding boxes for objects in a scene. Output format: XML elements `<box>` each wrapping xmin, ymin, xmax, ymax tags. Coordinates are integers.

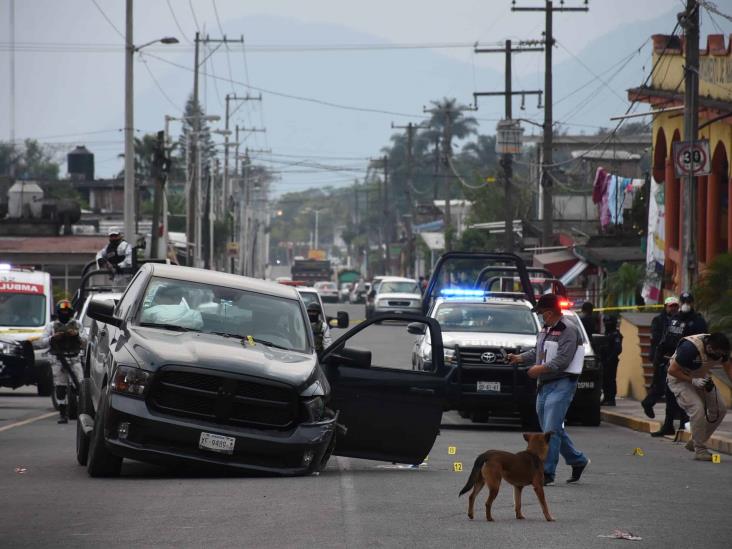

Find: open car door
<box><xmin>321</xmin><ymin>314</ymin><xmax>451</xmax><ymax>465</ymax></box>
<box><xmin>422</xmin><ymin>252</ymin><xmax>537</xmax><ymax>314</ymax></box>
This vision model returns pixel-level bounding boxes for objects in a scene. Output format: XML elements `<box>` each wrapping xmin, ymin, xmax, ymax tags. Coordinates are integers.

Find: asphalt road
<box><xmin>1</xmin><ymin>301</ymin><xmax>730</xmax><ymax>548</ymax></box>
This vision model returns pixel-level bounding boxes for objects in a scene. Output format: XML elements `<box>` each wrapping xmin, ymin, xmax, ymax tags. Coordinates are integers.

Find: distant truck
<box><xmin>291</xmin><ymin>259</ymin><xmax>333</xmax><ymax>285</ymax></box>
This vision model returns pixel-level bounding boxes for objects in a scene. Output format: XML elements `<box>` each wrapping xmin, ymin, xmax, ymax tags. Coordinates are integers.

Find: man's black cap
<box><xmin>307</xmin><ymin>302</ymin><xmax>322</xmax><ymax>313</ymax></box>
<box><xmin>532</xmin><ymin>293</ymin><xmax>561</xmax><ymax>312</ymax></box>
<box><xmin>679</xmin><ymin>292</ymin><xmax>694</xmax><ymax>303</ymax></box>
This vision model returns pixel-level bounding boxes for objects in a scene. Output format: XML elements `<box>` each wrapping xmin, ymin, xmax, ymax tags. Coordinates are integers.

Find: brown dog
<box><xmin>458</xmin><ymin>432</ymin><xmax>555</xmax><ymax>522</ymax></box>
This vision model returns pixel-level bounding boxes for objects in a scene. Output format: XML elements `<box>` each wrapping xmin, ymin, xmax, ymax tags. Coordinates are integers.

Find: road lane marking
<box><xmin>336</xmin><ymin>457</ymin><xmax>363</xmax><ymax>547</ymax></box>
<box><xmin>0</xmin><ymin>412</ymin><xmax>56</xmax><ymax>433</ymax></box>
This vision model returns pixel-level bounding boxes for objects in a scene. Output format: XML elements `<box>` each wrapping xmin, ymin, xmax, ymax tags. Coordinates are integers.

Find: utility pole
<box><xmin>123</xmin><ymin>0</ymin><xmax>135</xmax><ymax>245</ymax></box>
<box><xmin>187</xmin><ymin>31</ymin><xmax>201</xmax><ymax>267</ymax></box>
<box><xmin>473</xmin><ymin>39</ymin><xmax>543</xmax><ymax>252</ymax></box>
<box><xmin>224</xmin><ymin>93</ymin><xmax>261</xmax><ymax>218</ymax></box>
<box><xmin>383</xmin><ymin>155</ymin><xmax>392</xmax><ymax>275</ymax></box>
<box><xmin>150</xmin><ymin>130</ymin><xmax>169</xmax><ymax>259</ymax></box>
<box><xmin>512</xmin><ymin>0</ymin><xmax>588</xmax><ymax>247</ymax></box>
<box><xmin>680</xmin><ymin>0</ymin><xmax>699</xmax><ymax>291</ymax></box>
<box><xmin>391</xmin><ymin>122</ymin><xmax>424</xmax><ymax>275</ymax></box>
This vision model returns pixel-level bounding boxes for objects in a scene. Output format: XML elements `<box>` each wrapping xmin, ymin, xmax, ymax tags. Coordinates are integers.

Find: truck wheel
<box><xmin>581</xmin><ymin>405</ymin><xmax>602</xmax><ymax>427</ymax></box>
<box><xmin>36</xmin><ymin>364</ymin><xmax>53</xmax><ymax>397</ymax></box>
<box><xmin>458</xmin><ymin>409</ymin><xmax>470</xmax><ymax>419</ymax></box>
<box><xmin>520</xmin><ymin>406</ymin><xmax>540</xmax><ymax>431</ymax></box>
<box><xmin>87</xmin><ymin>393</ymin><xmax>122</xmax><ymax>477</ymax></box>
<box><xmin>76</xmin><ymin>380</ymin><xmax>92</xmax><ymax>466</ymax></box>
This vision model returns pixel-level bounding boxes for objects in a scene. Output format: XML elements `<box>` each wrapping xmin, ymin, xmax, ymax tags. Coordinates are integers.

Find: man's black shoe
<box><xmin>567</xmin><ymin>459</ymin><xmax>590</xmax><ymax>483</ymax></box>
<box><xmin>641</xmin><ymin>397</ymin><xmax>655</xmax><ymax>419</ymax></box>
<box><xmin>650</xmin><ymin>426</ymin><xmax>675</xmax><ymax>437</ymax></box>
<box><xmin>57</xmin><ymin>416</ymin><xmax>68</xmax><ymax>424</ymax></box>
<box><xmin>601</xmin><ymin>399</ymin><xmax>616</xmax><ymax>407</ymax></box>
<box><xmin>543</xmin><ymin>475</ymin><xmax>554</xmax><ymax>486</ymax></box>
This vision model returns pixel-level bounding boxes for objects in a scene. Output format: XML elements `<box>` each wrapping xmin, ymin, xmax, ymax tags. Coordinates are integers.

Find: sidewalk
<box><xmin>601</xmin><ymin>397</ymin><xmax>732</xmax><ymax>455</ymax></box>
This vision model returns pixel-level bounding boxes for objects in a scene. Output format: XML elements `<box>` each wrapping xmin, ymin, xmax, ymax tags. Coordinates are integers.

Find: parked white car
<box><xmin>371</xmin><ymin>277</ymin><xmax>422</xmax><ymax>317</ymax></box>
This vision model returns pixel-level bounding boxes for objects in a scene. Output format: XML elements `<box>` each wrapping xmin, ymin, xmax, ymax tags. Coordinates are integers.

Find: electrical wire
<box><xmin>88</xmin><ymin>0</ymin><xmax>127</xmax><ymax>44</ymax></box>
<box><xmin>188</xmin><ymin>0</ymin><xmax>202</xmax><ymax>33</ymax></box>
<box><xmin>142</xmin><ymin>51</ymin><xmax>430</xmax><ymax>119</ymax></box>
<box><xmin>139</xmin><ymin>53</ymin><xmax>183</xmax><ymax>113</ymax></box>
<box><xmin>166</xmin><ymin>0</ymin><xmax>193</xmax><ymax>44</ymax></box>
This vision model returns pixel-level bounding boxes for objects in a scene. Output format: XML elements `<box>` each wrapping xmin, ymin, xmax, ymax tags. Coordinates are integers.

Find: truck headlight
<box><xmin>302</xmin><ymin>396</ymin><xmax>326</xmax><ymax>423</ymax></box>
<box><xmin>444</xmin><ymin>348</ymin><xmax>457</xmax><ymax>366</ymax></box>
<box><xmin>111</xmin><ymin>365</ymin><xmax>151</xmax><ymax>397</ymax></box>
<box><xmin>0</xmin><ymin>341</ymin><xmax>23</xmax><ymax>356</ymax></box>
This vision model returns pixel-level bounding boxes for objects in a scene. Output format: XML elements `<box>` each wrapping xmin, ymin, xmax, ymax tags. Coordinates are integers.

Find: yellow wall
<box><xmin>652</xmin><ymin>49</ymin><xmax>732</xmax><ymax>103</ymax></box>
<box><xmin>615</xmin><ymin>318</ymin><xmax>648</xmax><ymax>401</ymax></box>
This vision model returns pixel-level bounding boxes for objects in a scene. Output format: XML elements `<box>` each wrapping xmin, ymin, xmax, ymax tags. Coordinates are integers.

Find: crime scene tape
<box><xmin>592</xmin><ymin>304</ymin><xmax>664</xmax><ymax>313</ymax></box>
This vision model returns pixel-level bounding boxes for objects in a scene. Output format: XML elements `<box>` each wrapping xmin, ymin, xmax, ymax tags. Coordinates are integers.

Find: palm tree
<box><xmin>420</xmin><ymin>98</ymin><xmax>478</xmax><ymax>155</ymax></box>
<box><xmin>695</xmin><ymin>253</ymin><xmax>732</xmax><ymax>334</ymax></box>
<box><xmin>605</xmin><ymin>263</ymin><xmax>645</xmax><ymax>307</ymax></box>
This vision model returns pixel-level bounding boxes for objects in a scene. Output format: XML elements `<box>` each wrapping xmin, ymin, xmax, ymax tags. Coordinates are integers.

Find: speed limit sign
<box><xmin>673</xmin><ymin>140</ymin><xmax>711</xmax><ymax>177</ymax></box>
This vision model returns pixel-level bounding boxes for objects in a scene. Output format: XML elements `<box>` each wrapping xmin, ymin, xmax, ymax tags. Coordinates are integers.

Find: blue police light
<box><xmin>439</xmin><ymin>288</ymin><xmax>486</xmax><ymax>298</ymax></box>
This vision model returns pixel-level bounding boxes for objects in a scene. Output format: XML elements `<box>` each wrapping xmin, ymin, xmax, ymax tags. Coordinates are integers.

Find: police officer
<box><xmin>651</xmin><ymin>292</ymin><xmax>707</xmax><ymax>437</ymax></box>
<box><xmin>641</xmin><ymin>296</ymin><xmax>679</xmax><ymax>418</ymax></box>
<box><xmin>96</xmin><ymin>227</ymin><xmax>133</xmax><ymax>273</ymax></box>
<box><xmin>667</xmin><ymin>332</ymin><xmax>732</xmax><ymax>460</ymax></box>
<box><xmin>37</xmin><ymin>300</ymin><xmax>85</xmax><ymax>424</ymax></box>
<box><xmin>600</xmin><ymin>315</ymin><xmax>623</xmax><ymax>406</ymax></box>
<box><xmin>307</xmin><ymin>302</ymin><xmax>332</xmax><ymax>353</ymax></box>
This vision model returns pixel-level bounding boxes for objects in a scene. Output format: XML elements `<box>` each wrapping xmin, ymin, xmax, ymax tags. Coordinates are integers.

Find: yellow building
<box><xmin>629</xmin><ymin>34</ymin><xmax>732</xmax><ymax>292</ymax></box>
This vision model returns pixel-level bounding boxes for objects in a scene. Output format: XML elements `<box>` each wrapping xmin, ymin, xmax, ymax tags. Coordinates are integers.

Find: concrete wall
<box><xmin>616</xmin><ymin>317</ymin><xmax>649</xmax><ymax>401</ymax></box>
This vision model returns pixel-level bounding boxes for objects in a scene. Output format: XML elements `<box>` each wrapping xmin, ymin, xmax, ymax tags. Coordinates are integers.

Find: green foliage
<box><xmin>605</xmin><ymin>262</ymin><xmax>645</xmax><ymax>307</ymax></box>
<box><xmin>0</xmin><ymin>139</ymin><xmax>60</xmax><ymax>179</ymax></box>
<box><xmin>695</xmin><ymin>253</ymin><xmax>732</xmax><ymax>335</ymax></box>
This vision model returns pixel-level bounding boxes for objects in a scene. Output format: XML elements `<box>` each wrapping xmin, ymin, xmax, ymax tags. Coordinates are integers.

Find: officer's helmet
<box><xmin>55</xmin><ymin>299</ymin><xmax>74</xmax><ymax>324</ymax></box>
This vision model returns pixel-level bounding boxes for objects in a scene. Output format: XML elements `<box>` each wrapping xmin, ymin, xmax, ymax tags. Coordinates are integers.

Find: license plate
<box><xmin>198</xmin><ymin>432</ymin><xmax>235</xmax><ymax>455</ymax></box>
<box><xmin>477</xmin><ymin>381</ymin><xmax>501</xmax><ymax>392</ymax></box>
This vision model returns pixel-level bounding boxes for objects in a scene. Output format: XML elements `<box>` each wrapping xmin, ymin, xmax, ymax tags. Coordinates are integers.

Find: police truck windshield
<box><xmin>0</xmin><ymin>293</ymin><xmax>47</xmax><ymax>327</ymax></box>
<box><xmin>435</xmin><ymin>303</ymin><xmax>538</xmax><ymax>335</ymax></box>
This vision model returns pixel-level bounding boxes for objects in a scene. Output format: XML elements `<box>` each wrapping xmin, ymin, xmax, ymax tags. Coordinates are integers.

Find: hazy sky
<box><xmin>2</xmin><ymin>0</ymin><xmax>730</xmax><ymax>193</ymax></box>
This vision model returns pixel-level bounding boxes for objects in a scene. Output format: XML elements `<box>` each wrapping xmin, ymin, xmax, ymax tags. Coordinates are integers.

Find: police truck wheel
<box><xmin>86</xmin><ymin>393</ymin><xmax>122</xmax><ymax>477</ymax></box>
<box><xmin>76</xmin><ymin>380</ymin><xmax>92</xmax><ymax>466</ymax></box>
<box><xmin>36</xmin><ymin>364</ymin><xmax>53</xmax><ymax>397</ymax></box>
<box><xmin>581</xmin><ymin>406</ymin><xmax>602</xmax><ymax>427</ymax></box>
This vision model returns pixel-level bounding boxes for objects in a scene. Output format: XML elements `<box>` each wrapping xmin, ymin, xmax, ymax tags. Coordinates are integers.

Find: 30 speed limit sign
<box><xmin>673</xmin><ymin>140</ymin><xmax>711</xmax><ymax>177</ymax></box>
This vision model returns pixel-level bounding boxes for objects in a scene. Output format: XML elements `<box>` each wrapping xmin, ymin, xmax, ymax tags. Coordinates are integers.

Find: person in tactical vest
<box><xmin>641</xmin><ymin>296</ymin><xmax>679</xmax><ymax>418</ymax></box>
<box><xmin>668</xmin><ymin>333</ymin><xmax>732</xmax><ymax>461</ymax></box>
<box><xmin>600</xmin><ymin>315</ymin><xmax>623</xmax><ymax>406</ymax></box>
<box><xmin>37</xmin><ymin>300</ymin><xmax>85</xmax><ymax>423</ymax></box>
<box><xmin>96</xmin><ymin>227</ymin><xmax>133</xmax><ymax>273</ymax></box>
<box><xmin>307</xmin><ymin>302</ymin><xmax>332</xmax><ymax>353</ymax></box>
<box><xmin>651</xmin><ymin>292</ymin><xmax>707</xmax><ymax>437</ymax></box>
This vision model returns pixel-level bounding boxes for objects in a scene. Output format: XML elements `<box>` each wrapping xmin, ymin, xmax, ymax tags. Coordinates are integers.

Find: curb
<box><xmin>601</xmin><ymin>409</ymin><xmax>732</xmax><ymax>455</ymax></box>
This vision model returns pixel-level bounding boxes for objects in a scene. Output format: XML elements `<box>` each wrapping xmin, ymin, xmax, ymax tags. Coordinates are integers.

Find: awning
<box><xmin>532</xmin><ymin>249</ymin><xmax>578</xmax><ymax>279</ymax></box>
<box><xmin>560</xmin><ymin>260</ymin><xmax>588</xmax><ymax>286</ymax></box>
<box><xmin>574</xmin><ymin>246</ymin><xmax>645</xmax><ymax>269</ymax></box>
<box><xmin>420</xmin><ymin>232</ymin><xmax>445</xmax><ymax>251</ymax></box>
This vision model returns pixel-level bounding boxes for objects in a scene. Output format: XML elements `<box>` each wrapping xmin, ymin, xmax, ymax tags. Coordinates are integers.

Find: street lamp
<box><xmin>124</xmin><ymin>0</ymin><xmax>178</xmax><ymax>244</ymax></box>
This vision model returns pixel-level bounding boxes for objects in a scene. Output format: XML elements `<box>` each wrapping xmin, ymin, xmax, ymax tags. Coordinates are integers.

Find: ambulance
<box><xmin>0</xmin><ymin>264</ymin><xmax>54</xmax><ymax>395</ymax></box>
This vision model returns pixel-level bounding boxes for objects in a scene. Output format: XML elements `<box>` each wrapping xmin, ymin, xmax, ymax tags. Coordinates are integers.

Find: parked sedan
<box><xmin>313</xmin><ymin>281</ymin><xmax>339</xmax><ymax>303</ymax></box>
<box><xmin>78</xmin><ymin>264</ymin><xmax>447</xmax><ymax>477</ymax></box>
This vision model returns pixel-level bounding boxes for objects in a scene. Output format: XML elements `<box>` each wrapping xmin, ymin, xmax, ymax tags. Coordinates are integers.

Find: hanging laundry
<box><xmin>592</xmin><ymin>167</ymin><xmax>608</xmax><ymax>204</ymax></box>
<box><xmin>601</xmin><ymin>174</ymin><xmax>614</xmax><ymax>228</ymax></box>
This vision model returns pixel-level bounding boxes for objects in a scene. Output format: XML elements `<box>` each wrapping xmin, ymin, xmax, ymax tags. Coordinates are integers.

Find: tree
<box><xmin>695</xmin><ymin>253</ymin><xmax>732</xmax><ymax>334</ymax></box>
<box><xmin>0</xmin><ymin>139</ymin><xmax>60</xmax><ymax>179</ymax></box>
<box><xmin>605</xmin><ymin>263</ymin><xmax>645</xmax><ymax>307</ymax></box>
<box><xmin>177</xmin><ymin>94</ymin><xmax>216</xmax><ymax>176</ymax></box>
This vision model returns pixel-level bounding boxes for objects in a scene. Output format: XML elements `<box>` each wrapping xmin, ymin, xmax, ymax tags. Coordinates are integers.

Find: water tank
<box><xmin>7</xmin><ymin>181</ymin><xmax>44</xmax><ymax>218</ymax></box>
<box><xmin>67</xmin><ymin>145</ymin><xmax>94</xmax><ymax>181</ymax></box>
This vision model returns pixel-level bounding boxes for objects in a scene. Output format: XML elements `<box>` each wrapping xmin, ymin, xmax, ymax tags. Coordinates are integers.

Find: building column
<box><xmin>707</xmin><ymin>171</ymin><xmax>720</xmax><ymax>262</ymax></box>
<box><xmin>697</xmin><ymin>176</ymin><xmax>707</xmax><ymax>265</ymax></box>
<box><xmin>664</xmin><ymin>158</ymin><xmax>678</xmax><ymax>255</ymax></box>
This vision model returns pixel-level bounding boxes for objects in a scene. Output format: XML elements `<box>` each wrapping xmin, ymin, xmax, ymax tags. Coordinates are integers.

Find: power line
<box><xmin>88</xmin><ymin>0</ymin><xmax>127</xmax><ymax>44</ymax></box>
<box><xmin>139</xmin><ymin>53</ymin><xmax>182</xmax><ymax>113</ymax></box>
<box><xmin>165</xmin><ymin>0</ymin><xmax>193</xmax><ymax>44</ymax></box>
<box><xmin>188</xmin><ymin>0</ymin><xmax>201</xmax><ymax>33</ymax></box>
<box><xmin>142</xmin><ymin>51</ymin><xmax>430</xmax><ymax>119</ymax></box>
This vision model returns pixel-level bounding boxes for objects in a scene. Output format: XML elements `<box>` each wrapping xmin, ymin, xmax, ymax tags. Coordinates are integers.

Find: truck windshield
<box><xmin>0</xmin><ymin>293</ymin><xmax>46</xmax><ymax>327</ymax></box>
<box><xmin>379</xmin><ymin>281</ymin><xmax>420</xmax><ymax>294</ymax></box>
<box><xmin>136</xmin><ymin>277</ymin><xmax>310</xmax><ymax>353</ymax></box>
<box><xmin>435</xmin><ymin>303</ymin><xmax>538</xmax><ymax>335</ymax></box>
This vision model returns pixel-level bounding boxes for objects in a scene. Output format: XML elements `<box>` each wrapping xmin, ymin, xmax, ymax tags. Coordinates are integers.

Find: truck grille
<box><xmin>148</xmin><ymin>367</ymin><xmax>297</xmax><ymax>429</ymax></box>
<box><xmin>387</xmin><ymin>300</ymin><xmax>412</xmax><ymax>307</ymax></box>
<box><xmin>459</xmin><ymin>347</ymin><xmax>517</xmax><ymax>366</ymax></box>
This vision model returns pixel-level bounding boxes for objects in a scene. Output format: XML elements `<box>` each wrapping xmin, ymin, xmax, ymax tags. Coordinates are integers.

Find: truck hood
<box><xmin>125</xmin><ymin>328</ymin><xmax>319</xmax><ymax>393</ymax></box>
<box><xmin>441</xmin><ymin>331</ymin><xmax>537</xmax><ymax>351</ymax></box>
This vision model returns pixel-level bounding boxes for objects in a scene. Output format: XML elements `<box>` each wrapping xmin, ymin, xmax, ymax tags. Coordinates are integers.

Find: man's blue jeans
<box><xmin>536</xmin><ymin>376</ymin><xmax>588</xmax><ymax>478</ymax></box>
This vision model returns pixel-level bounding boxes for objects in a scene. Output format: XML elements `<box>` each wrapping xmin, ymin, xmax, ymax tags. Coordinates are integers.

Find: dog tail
<box><xmin>458</xmin><ymin>452</ymin><xmax>488</xmax><ymax>497</ymax></box>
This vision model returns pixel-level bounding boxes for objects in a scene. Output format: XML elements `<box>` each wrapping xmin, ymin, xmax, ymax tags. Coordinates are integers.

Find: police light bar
<box><xmin>439</xmin><ymin>288</ymin><xmax>486</xmax><ymax>298</ymax></box>
<box><xmin>559</xmin><ymin>299</ymin><xmax>574</xmax><ymax>309</ymax></box>
<box><xmin>0</xmin><ymin>263</ymin><xmax>11</xmax><ymax>270</ymax></box>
